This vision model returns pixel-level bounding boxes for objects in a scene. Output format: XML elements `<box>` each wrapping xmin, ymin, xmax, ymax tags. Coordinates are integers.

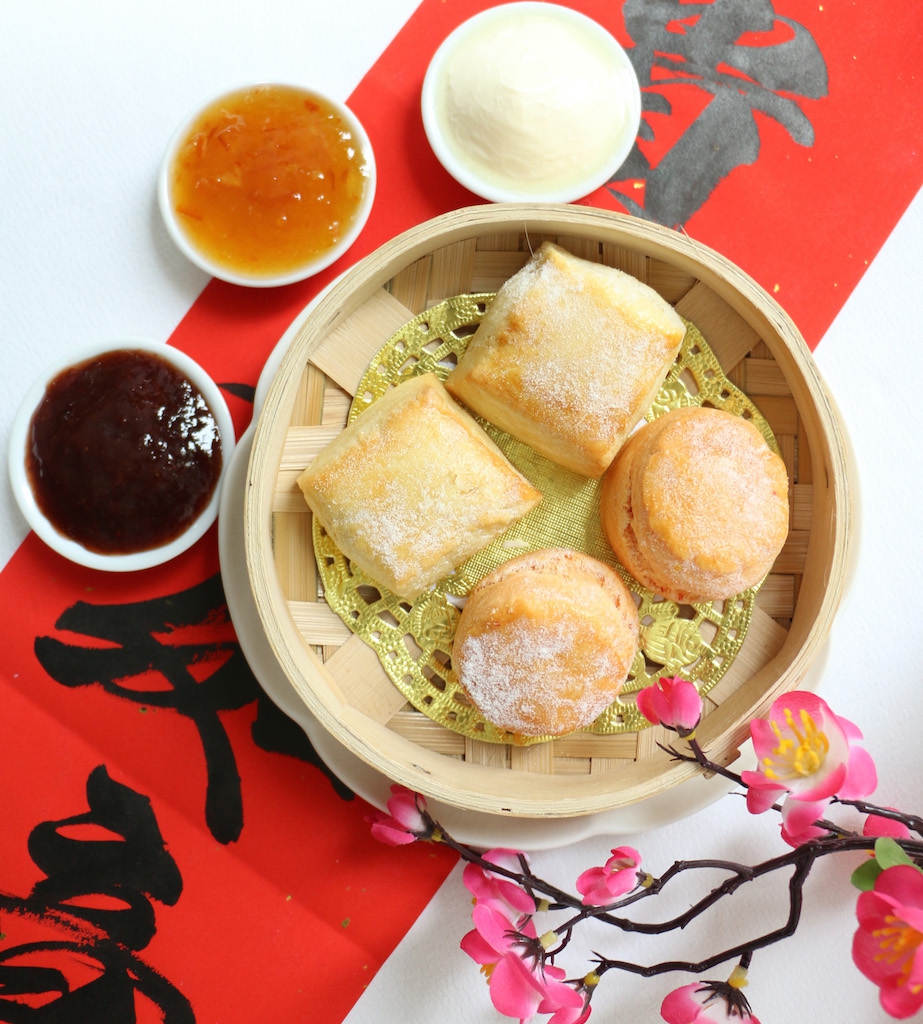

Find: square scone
<box><xmin>445</xmin><ymin>242</ymin><xmax>687</xmax><ymax>478</ymax></box>
<box><xmin>297</xmin><ymin>372</ymin><xmax>542</xmax><ymax>600</ymax></box>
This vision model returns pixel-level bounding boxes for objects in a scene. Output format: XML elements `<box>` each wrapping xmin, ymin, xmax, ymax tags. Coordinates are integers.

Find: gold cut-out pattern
<box><xmin>313</xmin><ymin>295</ymin><xmax>781</xmax><ymax>744</ymax></box>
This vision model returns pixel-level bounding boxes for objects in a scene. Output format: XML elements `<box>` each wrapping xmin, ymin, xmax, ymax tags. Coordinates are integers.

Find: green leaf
<box><xmin>875</xmin><ymin>836</ymin><xmax>915</xmax><ymax>870</ymax></box>
<box><xmin>850</xmin><ymin>859</ymin><xmax>883</xmax><ymax>892</ymax></box>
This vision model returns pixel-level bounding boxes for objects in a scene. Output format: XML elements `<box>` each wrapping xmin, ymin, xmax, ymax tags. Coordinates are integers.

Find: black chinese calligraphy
<box><xmin>34</xmin><ymin>575</ymin><xmax>255</xmax><ymax>845</ymax></box>
<box><xmin>0</xmin><ymin>765</ymin><xmax>194</xmax><ymax>1022</ymax></box>
<box><xmin>216</xmin><ymin>381</ymin><xmax>255</xmax><ymax>405</ymax></box>
<box><xmin>613</xmin><ymin>0</ymin><xmax>828</xmax><ymax>227</ymax></box>
<box><xmin>250</xmin><ymin>696</ymin><xmax>355</xmax><ymax>802</ymax></box>
<box><xmin>34</xmin><ymin>575</ymin><xmax>354</xmax><ymax>847</ymax></box>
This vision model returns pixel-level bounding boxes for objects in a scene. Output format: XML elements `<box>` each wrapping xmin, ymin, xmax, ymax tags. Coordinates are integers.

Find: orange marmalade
<box><xmin>169</xmin><ymin>84</ymin><xmax>370</xmax><ymax>279</ymax></box>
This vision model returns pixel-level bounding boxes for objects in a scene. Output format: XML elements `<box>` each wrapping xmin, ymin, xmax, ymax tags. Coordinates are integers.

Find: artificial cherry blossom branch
<box><xmin>369</xmin><ymin>679</ymin><xmax>923</xmax><ymax>1023</ymax></box>
<box><xmin>670</xmin><ymin>731</ymin><xmax>923</xmax><ymax>842</ymax></box>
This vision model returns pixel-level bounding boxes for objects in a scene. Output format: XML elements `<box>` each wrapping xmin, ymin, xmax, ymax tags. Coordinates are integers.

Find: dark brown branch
<box><xmin>423</xmin><ymin>731</ymin><xmax>923</xmax><ymax>998</ymax></box>
<box><xmin>594</xmin><ymin>853</ymin><xmax>814</xmax><ymax>979</ymax></box>
<box><xmin>832</xmin><ymin>797</ymin><xmax>923</xmax><ymax>837</ymax></box>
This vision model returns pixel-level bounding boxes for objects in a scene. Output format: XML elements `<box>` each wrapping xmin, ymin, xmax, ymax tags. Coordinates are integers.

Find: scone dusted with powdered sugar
<box><xmin>445</xmin><ymin>242</ymin><xmax>686</xmax><ymax>478</ymax></box>
<box><xmin>600</xmin><ymin>406</ymin><xmax>790</xmax><ymax>603</ymax></box>
<box><xmin>452</xmin><ymin>548</ymin><xmax>639</xmax><ymax>738</ymax></box>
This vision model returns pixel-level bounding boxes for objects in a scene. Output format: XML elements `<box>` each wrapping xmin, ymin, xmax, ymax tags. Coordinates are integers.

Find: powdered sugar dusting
<box><xmin>450</xmin><ymin>242</ymin><xmax>686</xmax><ymax>473</ymax></box>
<box><xmin>644</xmin><ymin>410</ymin><xmax>788</xmax><ymax>571</ymax></box>
<box><xmin>507</xmin><ymin>254</ymin><xmax>667</xmax><ymax>430</ymax></box>
<box><xmin>458</xmin><ymin>615</ymin><xmax>625</xmax><ymax>736</ymax></box>
<box><xmin>303</xmin><ymin>375</ymin><xmax>540</xmax><ymax>597</ymax></box>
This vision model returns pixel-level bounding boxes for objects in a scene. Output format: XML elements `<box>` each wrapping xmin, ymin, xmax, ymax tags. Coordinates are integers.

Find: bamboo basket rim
<box><xmin>243</xmin><ymin>204</ymin><xmax>851</xmax><ymax>819</ymax></box>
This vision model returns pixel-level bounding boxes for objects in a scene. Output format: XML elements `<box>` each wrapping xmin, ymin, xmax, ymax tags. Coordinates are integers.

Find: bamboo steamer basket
<box><xmin>244</xmin><ymin>205</ymin><xmax>850</xmax><ymax>819</ymax></box>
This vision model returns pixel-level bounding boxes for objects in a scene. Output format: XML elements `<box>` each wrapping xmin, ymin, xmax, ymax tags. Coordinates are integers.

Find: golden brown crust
<box><xmin>453</xmin><ymin>548</ymin><xmax>639</xmax><ymax>737</ymax></box>
<box><xmin>601</xmin><ymin>407</ymin><xmax>790</xmax><ymax>602</ymax></box>
<box><xmin>297</xmin><ymin>373</ymin><xmax>543</xmax><ymax>600</ymax></box>
<box><xmin>445</xmin><ymin>242</ymin><xmax>686</xmax><ymax>478</ymax></box>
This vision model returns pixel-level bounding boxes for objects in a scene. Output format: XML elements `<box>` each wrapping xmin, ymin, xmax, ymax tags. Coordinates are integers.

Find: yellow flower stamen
<box><xmin>727</xmin><ymin>965</ymin><xmax>749</xmax><ymax>990</ymax></box>
<box><xmin>761</xmin><ymin>707</ymin><xmax>829</xmax><ymax>782</ymax></box>
<box><xmin>584</xmin><ymin>971</ymin><xmax>600</xmax><ymax>988</ymax></box>
<box><xmin>872</xmin><ymin>914</ymin><xmax>923</xmax><ymax>987</ymax></box>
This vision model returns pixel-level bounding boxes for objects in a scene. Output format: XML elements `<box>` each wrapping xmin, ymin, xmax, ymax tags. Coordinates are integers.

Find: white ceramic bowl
<box><xmin>158</xmin><ymin>82</ymin><xmax>376</xmax><ymax>288</ymax></box>
<box><xmin>421</xmin><ymin>3</ymin><xmax>641</xmax><ymax>204</ymax></box>
<box><xmin>8</xmin><ymin>338</ymin><xmax>235</xmax><ymax>571</ymax></box>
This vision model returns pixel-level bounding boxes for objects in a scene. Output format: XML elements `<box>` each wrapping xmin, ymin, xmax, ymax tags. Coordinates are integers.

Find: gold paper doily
<box><xmin>312</xmin><ymin>294</ymin><xmax>781</xmax><ymax>744</ymax></box>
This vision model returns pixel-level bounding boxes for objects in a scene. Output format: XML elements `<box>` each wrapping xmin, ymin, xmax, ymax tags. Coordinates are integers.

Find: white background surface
<box><xmin>2</xmin><ymin>3</ymin><xmax>922</xmax><ymax>1021</ymax></box>
<box><xmin>0</xmin><ymin>0</ymin><xmax>419</xmax><ymax>561</ymax></box>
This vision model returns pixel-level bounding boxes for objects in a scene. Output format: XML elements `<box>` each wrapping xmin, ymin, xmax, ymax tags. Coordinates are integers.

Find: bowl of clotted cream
<box><xmin>421</xmin><ymin>3</ymin><xmax>641</xmax><ymax>204</ymax></box>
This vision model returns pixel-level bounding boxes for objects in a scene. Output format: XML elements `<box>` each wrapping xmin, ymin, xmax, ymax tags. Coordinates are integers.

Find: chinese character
<box><xmin>34</xmin><ymin>575</ymin><xmax>254</xmax><ymax>845</ymax></box>
<box><xmin>614</xmin><ymin>0</ymin><xmax>828</xmax><ymax>226</ymax></box>
<box><xmin>0</xmin><ymin>765</ymin><xmax>193</xmax><ymax>1021</ymax></box>
<box><xmin>34</xmin><ymin>575</ymin><xmax>354</xmax><ymax>845</ymax></box>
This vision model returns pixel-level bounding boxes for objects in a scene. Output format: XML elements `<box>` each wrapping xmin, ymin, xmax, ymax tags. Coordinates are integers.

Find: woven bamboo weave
<box><xmin>244</xmin><ymin>206</ymin><xmax>850</xmax><ymax>818</ymax></box>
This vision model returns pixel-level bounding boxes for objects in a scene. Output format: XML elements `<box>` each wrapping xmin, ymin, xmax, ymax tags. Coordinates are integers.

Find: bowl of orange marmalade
<box><xmin>158</xmin><ymin>83</ymin><xmax>376</xmax><ymax>287</ymax></box>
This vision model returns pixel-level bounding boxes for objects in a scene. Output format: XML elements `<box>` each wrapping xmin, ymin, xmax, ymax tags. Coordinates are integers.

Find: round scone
<box><xmin>452</xmin><ymin>548</ymin><xmax>639</xmax><ymax>738</ymax></box>
<box><xmin>600</xmin><ymin>406</ymin><xmax>789</xmax><ymax>603</ymax></box>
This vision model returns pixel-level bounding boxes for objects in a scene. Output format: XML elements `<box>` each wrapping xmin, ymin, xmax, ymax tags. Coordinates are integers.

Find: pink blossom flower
<box><xmin>460</xmin><ymin>906</ymin><xmax>544</xmax><ymax>1020</ymax></box>
<box><xmin>461</xmin><ymin>901</ymin><xmax>536</xmax><ymax>971</ymax></box>
<box><xmin>740</xmin><ymin>691</ymin><xmax>877</xmax><ymax>846</ymax></box>
<box><xmin>661</xmin><ymin>981</ymin><xmax>761</xmax><ymax>1023</ymax></box>
<box><xmin>853</xmin><ymin>863</ymin><xmax>923</xmax><ymax>1019</ymax></box>
<box><xmin>541</xmin><ymin>985</ymin><xmax>592</xmax><ymax>1024</ymax></box>
<box><xmin>368</xmin><ymin>784</ymin><xmax>432</xmax><ymax>846</ymax></box>
<box><xmin>637</xmin><ymin>676</ymin><xmax>703</xmax><ymax>737</ymax></box>
<box><xmin>864</xmin><ymin>813</ymin><xmax>913</xmax><ymax>841</ymax></box>
<box><xmin>464</xmin><ymin>849</ymin><xmax>536</xmax><ymax>916</ymax></box>
<box><xmin>461</xmin><ymin>903</ymin><xmax>583</xmax><ymax>1022</ymax></box>
<box><xmin>493</xmin><ymin>954</ymin><xmax>585</xmax><ymax>1023</ymax></box>
<box><xmin>576</xmin><ymin>846</ymin><xmax>642</xmax><ymax>907</ymax></box>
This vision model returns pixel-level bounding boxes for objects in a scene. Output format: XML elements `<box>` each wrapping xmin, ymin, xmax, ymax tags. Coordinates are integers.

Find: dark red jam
<box><xmin>27</xmin><ymin>349</ymin><xmax>223</xmax><ymax>555</ymax></box>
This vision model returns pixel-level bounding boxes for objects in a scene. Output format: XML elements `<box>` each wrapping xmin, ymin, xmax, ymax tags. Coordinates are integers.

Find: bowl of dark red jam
<box><xmin>158</xmin><ymin>82</ymin><xmax>377</xmax><ymax>287</ymax></box>
<box><xmin>8</xmin><ymin>339</ymin><xmax>235</xmax><ymax>571</ymax></box>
